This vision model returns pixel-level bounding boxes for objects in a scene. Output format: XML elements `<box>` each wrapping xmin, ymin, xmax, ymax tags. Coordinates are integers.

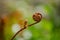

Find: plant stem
<box><xmin>11</xmin><ymin>22</ymin><xmax>38</xmax><ymax>40</ymax></box>
<box><xmin>11</xmin><ymin>27</ymin><xmax>26</xmax><ymax>40</ymax></box>
<box><xmin>11</xmin><ymin>13</ymin><xmax>42</xmax><ymax>40</ymax></box>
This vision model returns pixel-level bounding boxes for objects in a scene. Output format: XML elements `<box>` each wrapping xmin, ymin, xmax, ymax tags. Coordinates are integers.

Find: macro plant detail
<box><xmin>11</xmin><ymin>13</ymin><xmax>42</xmax><ymax>40</ymax></box>
<box><xmin>0</xmin><ymin>0</ymin><xmax>60</xmax><ymax>40</ymax></box>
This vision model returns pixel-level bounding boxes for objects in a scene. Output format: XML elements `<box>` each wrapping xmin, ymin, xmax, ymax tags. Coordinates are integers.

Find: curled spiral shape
<box><xmin>33</xmin><ymin>13</ymin><xmax>42</xmax><ymax>22</ymax></box>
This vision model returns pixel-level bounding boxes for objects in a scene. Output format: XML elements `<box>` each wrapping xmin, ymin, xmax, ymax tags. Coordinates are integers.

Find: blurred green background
<box><xmin>0</xmin><ymin>0</ymin><xmax>60</xmax><ymax>40</ymax></box>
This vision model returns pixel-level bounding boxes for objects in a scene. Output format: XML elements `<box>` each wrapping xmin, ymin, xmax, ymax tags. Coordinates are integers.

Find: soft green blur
<box><xmin>0</xmin><ymin>0</ymin><xmax>60</xmax><ymax>40</ymax></box>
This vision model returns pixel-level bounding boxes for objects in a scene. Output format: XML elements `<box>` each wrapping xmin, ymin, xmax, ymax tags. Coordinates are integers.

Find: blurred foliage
<box><xmin>0</xmin><ymin>0</ymin><xmax>60</xmax><ymax>40</ymax></box>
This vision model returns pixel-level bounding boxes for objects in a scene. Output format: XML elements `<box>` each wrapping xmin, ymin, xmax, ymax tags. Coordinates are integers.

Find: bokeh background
<box><xmin>0</xmin><ymin>0</ymin><xmax>60</xmax><ymax>40</ymax></box>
